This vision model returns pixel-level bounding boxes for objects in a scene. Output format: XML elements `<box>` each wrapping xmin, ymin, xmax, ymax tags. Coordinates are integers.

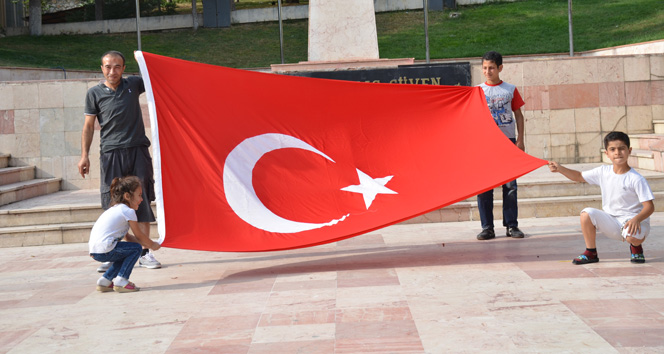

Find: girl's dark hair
<box><xmin>109</xmin><ymin>176</ymin><xmax>142</xmax><ymax>207</ymax></box>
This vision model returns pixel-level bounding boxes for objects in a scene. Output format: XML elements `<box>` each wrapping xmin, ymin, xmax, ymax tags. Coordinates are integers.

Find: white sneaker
<box><xmin>138</xmin><ymin>251</ymin><xmax>162</xmax><ymax>269</ymax></box>
<box><xmin>97</xmin><ymin>262</ymin><xmax>112</xmax><ymax>273</ymax></box>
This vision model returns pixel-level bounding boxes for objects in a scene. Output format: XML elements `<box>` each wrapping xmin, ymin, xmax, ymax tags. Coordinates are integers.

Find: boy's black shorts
<box><xmin>99</xmin><ymin>145</ymin><xmax>156</xmax><ymax>223</ymax></box>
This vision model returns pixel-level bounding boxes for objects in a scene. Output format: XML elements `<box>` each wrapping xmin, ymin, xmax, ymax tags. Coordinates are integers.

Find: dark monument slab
<box><xmin>285</xmin><ymin>62</ymin><xmax>471</xmax><ymax>87</ymax></box>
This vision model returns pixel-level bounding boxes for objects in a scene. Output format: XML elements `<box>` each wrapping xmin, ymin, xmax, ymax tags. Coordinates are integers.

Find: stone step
<box><xmin>0</xmin><ymin>178</ymin><xmax>62</xmax><ymax>207</ymax></box>
<box><xmin>653</xmin><ymin>120</ymin><xmax>664</xmax><ymax>134</ymax></box>
<box><xmin>627</xmin><ymin>149</ymin><xmax>656</xmax><ymax>171</ymax></box>
<box><xmin>0</xmin><ymin>166</ymin><xmax>36</xmax><ymax>186</ymax></box>
<box><xmin>405</xmin><ymin>191</ymin><xmax>664</xmax><ymax>224</ymax></box>
<box><xmin>629</xmin><ymin>134</ymin><xmax>664</xmax><ymax>172</ymax></box>
<box><xmin>631</xmin><ymin>133</ymin><xmax>664</xmax><ymax>151</ymax></box>
<box><xmin>0</xmin><ymin>203</ymin><xmax>103</xmax><ymax>228</ymax></box>
<box><xmin>2</xmin><ymin>164</ymin><xmax>664</xmax><ymax>247</ymax></box>
<box><xmin>3</xmin><ymin>192</ymin><xmax>664</xmax><ymax>247</ymax></box>
<box><xmin>0</xmin><ymin>179</ymin><xmax>608</xmax><ymax>227</ymax></box>
<box><xmin>468</xmin><ymin>172</ymin><xmax>664</xmax><ymax>200</ymax></box>
<box><xmin>0</xmin><ymin>154</ymin><xmax>9</xmax><ymax>168</ymax></box>
<box><xmin>0</xmin><ymin>190</ymin><xmax>156</xmax><ymax>227</ymax></box>
<box><xmin>0</xmin><ymin>222</ymin><xmax>158</xmax><ymax>248</ymax></box>
<box><xmin>601</xmin><ymin>133</ymin><xmax>664</xmax><ymax>172</ymax></box>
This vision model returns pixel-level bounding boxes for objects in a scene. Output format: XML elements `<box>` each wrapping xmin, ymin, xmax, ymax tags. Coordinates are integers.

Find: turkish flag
<box><xmin>135</xmin><ymin>51</ymin><xmax>547</xmax><ymax>252</ymax></box>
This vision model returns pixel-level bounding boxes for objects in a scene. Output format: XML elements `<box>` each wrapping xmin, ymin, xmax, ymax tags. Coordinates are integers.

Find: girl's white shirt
<box><xmin>88</xmin><ymin>203</ymin><xmax>137</xmax><ymax>254</ymax></box>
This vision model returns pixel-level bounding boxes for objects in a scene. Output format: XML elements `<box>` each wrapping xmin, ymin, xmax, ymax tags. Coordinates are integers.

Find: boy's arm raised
<box><xmin>548</xmin><ymin>161</ymin><xmax>586</xmax><ymax>183</ymax></box>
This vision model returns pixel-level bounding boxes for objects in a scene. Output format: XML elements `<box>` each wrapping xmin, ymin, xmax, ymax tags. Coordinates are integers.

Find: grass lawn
<box><xmin>0</xmin><ymin>0</ymin><xmax>662</xmax><ymax>72</ymax></box>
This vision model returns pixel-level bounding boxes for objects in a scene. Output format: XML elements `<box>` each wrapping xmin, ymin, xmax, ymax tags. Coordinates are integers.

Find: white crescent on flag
<box><xmin>223</xmin><ymin>133</ymin><xmax>350</xmax><ymax>233</ymax></box>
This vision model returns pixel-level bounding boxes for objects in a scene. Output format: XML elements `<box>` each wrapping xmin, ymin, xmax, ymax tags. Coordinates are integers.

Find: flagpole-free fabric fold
<box><xmin>135</xmin><ymin>51</ymin><xmax>166</xmax><ymax>244</ymax></box>
<box><xmin>135</xmin><ymin>51</ymin><xmax>547</xmax><ymax>252</ymax></box>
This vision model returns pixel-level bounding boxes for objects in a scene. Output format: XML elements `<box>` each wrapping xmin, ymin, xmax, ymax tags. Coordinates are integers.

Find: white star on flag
<box><xmin>341</xmin><ymin>169</ymin><xmax>397</xmax><ymax>209</ymax></box>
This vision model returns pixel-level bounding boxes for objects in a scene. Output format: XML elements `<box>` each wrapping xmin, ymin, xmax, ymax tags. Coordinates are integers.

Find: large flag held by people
<box><xmin>135</xmin><ymin>51</ymin><xmax>547</xmax><ymax>252</ymax></box>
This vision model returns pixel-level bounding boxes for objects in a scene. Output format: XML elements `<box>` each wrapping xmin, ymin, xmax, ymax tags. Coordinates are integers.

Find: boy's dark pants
<box><xmin>477</xmin><ymin>138</ymin><xmax>518</xmax><ymax>230</ymax></box>
<box><xmin>477</xmin><ymin>180</ymin><xmax>518</xmax><ymax>230</ymax></box>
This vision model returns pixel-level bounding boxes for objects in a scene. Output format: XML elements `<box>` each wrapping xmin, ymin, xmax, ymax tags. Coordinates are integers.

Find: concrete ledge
<box><xmin>271</xmin><ymin>58</ymin><xmax>415</xmax><ymax>73</ymax></box>
<box><xmin>0</xmin><ymin>222</ymin><xmax>158</xmax><ymax>247</ymax></box>
<box><xmin>232</xmin><ymin>5</ymin><xmax>308</xmax><ymax>24</ymax></box>
<box><xmin>0</xmin><ymin>178</ymin><xmax>62</xmax><ymax>206</ymax></box>
<box><xmin>40</xmin><ymin>13</ymin><xmax>203</xmax><ymax>35</ymax></box>
<box><xmin>580</xmin><ymin>39</ymin><xmax>664</xmax><ymax>57</ymax></box>
<box><xmin>0</xmin><ymin>154</ymin><xmax>9</xmax><ymax>168</ymax></box>
<box><xmin>0</xmin><ymin>166</ymin><xmax>35</xmax><ymax>185</ymax></box>
<box><xmin>2</xmin><ymin>188</ymin><xmax>664</xmax><ymax>247</ymax></box>
<box><xmin>0</xmin><ymin>201</ymin><xmax>157</xmax><ymax>227</ymax></box>
<box><xmin>0</xmin><ymin>206</ymin><xmax>102</xmax><ymax>228</ymax></box>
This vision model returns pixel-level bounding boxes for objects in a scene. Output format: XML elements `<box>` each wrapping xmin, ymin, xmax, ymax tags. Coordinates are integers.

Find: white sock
<box><xmin>113</xmin><ymin>276</ymin><xmax>129</xmax><ymax>287</ymax></box>
<box><xmin>97</xmin><ymin>277</ymin><xmax>112</xmax><ymax>287</ymax></box>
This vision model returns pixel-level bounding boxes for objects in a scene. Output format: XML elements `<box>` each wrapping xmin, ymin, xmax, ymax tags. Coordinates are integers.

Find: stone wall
<box><xmin>480</xmin><ymin>54</ymin><xmax>664</xmax><ymax>164</ymax></box>
<box><xmin>0</xmin><ymin>53</ymin><xmax>662</xmax><ymax>191</ymax></box>
<box><xmin>0</xmin><ymin>66</ymin><xmax>104</xmax><ymax>81</ymax></box>
<box><xmin>0</xmin><ymin>78</ymin><xmax>151</xmax><ymax>191</ymax></box>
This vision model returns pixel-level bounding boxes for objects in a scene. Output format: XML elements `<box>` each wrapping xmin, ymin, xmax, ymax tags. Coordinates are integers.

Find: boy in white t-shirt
<box><xmin>549</xmin><ymin>131</ymin><xmax>654</xmax><ymax>264</ymax></box>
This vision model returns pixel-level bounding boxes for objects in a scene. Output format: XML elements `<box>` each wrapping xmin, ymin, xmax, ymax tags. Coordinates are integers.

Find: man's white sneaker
<box><xmin>139</xmin><ymin>252</ymin><xmax>162</xmax><ymax>269</ymax></box>
<box><xmin>97</xmin><ymin>262</ymin><xmax>112</xmax><ymax>273</ymax></box>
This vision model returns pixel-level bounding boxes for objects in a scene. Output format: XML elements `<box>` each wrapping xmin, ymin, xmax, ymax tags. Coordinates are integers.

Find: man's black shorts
<box><xmin>100</xmin><ymin>146</ymin><xmax>156</xmax><ymax>223</ymax></box>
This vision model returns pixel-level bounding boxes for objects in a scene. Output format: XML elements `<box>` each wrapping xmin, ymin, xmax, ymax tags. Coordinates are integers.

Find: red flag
<box><xmin>135</xmin><ymin>51</ymin><xmax>547</xmax><ymax>252</ymax></box>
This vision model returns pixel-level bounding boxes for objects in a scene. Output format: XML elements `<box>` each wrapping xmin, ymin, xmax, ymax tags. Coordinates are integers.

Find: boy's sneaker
<box><xmin>97</xmin><ymin>262</ymin><xmax>112</xmax><ymax>273</ymax></box>
<box><xmin>477</xmin><ymin>228</ymin><xmax>495</xmax><ymax>240</ymax></box>
<box><xmin>630</xmin><ymin>244</ymin><xmax>646</xmax><ymax>263</ymax></box>
<box><xmin>139</xmin><ymin>252</ymin><xmax>162</xmax><ymax>269</ymax></box>
<box><xmin>572</xmin><ymin>250</ymin><xmax>599</xmax><ymax>265</ymax></box>
<box><xmin>506</xmin><ymin>227</ymin><xmax>525</xmax><ymax>238</ymax></box>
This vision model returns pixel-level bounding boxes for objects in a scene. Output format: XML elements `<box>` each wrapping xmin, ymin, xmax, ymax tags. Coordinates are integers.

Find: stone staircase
<box><xmin>0</xmin><ymin>153</ymin><xmax>61</xmax><ymax>207</ymax></box>
<box><xmin>405</xmin><ymin>163</ymin><xmax>664</xmax><ymax>224</ymax></box>
<box><xmin>654</xmin><ymin>120</ymin><xmax>664</xmax><ymax>135</ymax></box>
<box><xmin>5</xmin><ymin>127</ymin><xmax>664</xmax><ymax>248</ymax></box>
<box><xmin>608</xmin><ymin>130</ymin><xmax>664</xmax><ymax>172</ymax></box>
<box><xmin>0</xmin><ymin>189</ymin><xmax>157</xmax><ymax>248</ymax></box>
<box><xmin>2</xmin><ymin>162</ymin><xmax>664</xmax><ymax>247</ymax></box>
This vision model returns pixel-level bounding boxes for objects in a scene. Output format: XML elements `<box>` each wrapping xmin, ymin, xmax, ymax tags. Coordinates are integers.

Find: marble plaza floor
<box><xmin>1</xmin><ymin>213</ymin><xmax>664</xmax><ymax>353</ymax></box>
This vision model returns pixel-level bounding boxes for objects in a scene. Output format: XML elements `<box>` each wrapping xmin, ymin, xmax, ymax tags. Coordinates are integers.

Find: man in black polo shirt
<box><xmin>78</xmin><ymin>50</ymin><xmax>161</xmax><ymax>271</ymax></box>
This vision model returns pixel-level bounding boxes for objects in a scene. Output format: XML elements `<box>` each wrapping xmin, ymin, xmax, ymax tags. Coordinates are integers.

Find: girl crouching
<box><xmin>89</xmin><ymin>176</ymin><xmax>160</xmax><ymax>292</ymax></box>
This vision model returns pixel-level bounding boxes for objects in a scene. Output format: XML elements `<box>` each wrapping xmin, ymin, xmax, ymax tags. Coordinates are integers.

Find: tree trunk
<box><xmin>95</xmin><ymin>0</ymin><xmax>104</xmax><ymax>21</ymax></box>
<box><xmin>191</xmin><ymin>0</ymin><xmax>199</xmax><ymax>30</ymax></box>
<box><xmin>28</xmin><ymin>0</ymin><xmax>42</xmax><ymax>36</ymax></box>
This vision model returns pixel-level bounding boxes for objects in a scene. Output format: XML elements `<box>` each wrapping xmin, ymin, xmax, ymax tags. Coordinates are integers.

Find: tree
<box><xmin>28</xmin><ymin>0</ymin><xmax>41</xmax><ymax>35</ymax></box>
<box><xmin>95</xmin><ymin>0</ymin><xmax>104</xmax><ymax>20</ymax></box>
<box><xmin>191</xmin><ymin>0</ymin><xmax>198</xmax><ymax>30</ymax></box>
